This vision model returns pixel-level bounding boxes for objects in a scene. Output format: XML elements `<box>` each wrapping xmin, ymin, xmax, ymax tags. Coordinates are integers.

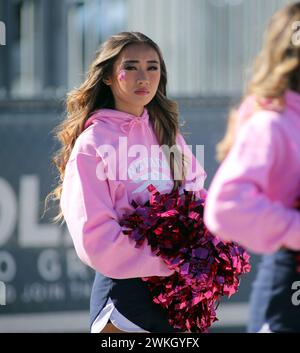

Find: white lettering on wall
<box><xmin>19</xmin><ymin>175</ymin><xmax>60</xmax><ymax>247</ymax></box>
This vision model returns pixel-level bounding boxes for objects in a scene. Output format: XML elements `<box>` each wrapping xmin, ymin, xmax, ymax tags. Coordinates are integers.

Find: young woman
<box><xmin>204</xmin><ymin>3</ymin><xmax>300</xmax><ymax>333</ymax></box>
<box><xmin>48</xmin><ymin>32</ymin><xmax>206</xmax><ymax>333</ymax></box>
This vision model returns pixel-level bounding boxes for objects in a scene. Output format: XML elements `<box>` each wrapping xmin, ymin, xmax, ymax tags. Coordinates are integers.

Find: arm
<box><xmin>204</xmin><ymin>112</ymin><xmax>300</xmax><ymax>254</ymax></box>
<box><xmin>176</xmin><ymin>132</ymin><xmax>207</xmax><ymax>199</ymax></box>
<box><xmin>60</xmin><ymin>152</ymin><xmax>174</xmax><ymax>279</ymax></box>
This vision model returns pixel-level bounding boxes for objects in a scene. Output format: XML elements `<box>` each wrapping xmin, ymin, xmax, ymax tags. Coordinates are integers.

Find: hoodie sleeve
<box><xmin>204</xmin><ymin>111</ymin><xmax>300</xmax><ymax>254</ymax></box>
<box><xmin>176</xmin><ymin>132</ymin><xmax>207</xmax><ymax>199</ymax></box>
<box><xmin>60</xmin><ymin>152</ymin><xmax>174</xmax><ymax>279</ymax></box>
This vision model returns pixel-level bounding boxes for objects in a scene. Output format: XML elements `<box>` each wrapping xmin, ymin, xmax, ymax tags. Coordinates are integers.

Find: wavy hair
<box><xmin>217</xmin><ymin>2</ymin><xmax>300</xmax><ymax>161</ymax></box>
<box><xmin>45</xmin><ymin>31</ymin><xmax>188</xmax><ymax>223</ymax></box>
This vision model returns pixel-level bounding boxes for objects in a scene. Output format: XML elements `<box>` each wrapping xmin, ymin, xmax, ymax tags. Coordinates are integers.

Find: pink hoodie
<box><xmin>204</xmin><ymin>90</ymin><xmax>300</xmax><ymax>254</ymax></box>
<box><xmin>60</xmin><ymin>108</ymin><xmax>206</xmax><ymax>279</ymax></box>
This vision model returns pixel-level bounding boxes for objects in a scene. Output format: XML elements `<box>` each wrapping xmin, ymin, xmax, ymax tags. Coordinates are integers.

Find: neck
<box><xmin>114</xmin><ymin>102</ymin><xmax>144</xmax><ymax>117</ymax></box>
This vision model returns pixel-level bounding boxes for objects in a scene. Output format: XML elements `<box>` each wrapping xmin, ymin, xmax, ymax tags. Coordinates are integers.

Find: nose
<box><xmin>137</xmin><ymin>70</ymin><xmax>149</xmax><ymax>85</ymax></box>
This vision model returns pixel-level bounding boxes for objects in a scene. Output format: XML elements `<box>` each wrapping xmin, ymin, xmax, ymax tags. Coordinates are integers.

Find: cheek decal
<box><xmin>118</xmin><ymin>69</ymin><xmax>126</xmax><ymax>81</ymax></box>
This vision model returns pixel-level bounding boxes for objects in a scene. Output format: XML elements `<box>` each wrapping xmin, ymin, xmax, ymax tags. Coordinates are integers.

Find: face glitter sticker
<box><xmin>118</xmin><ymin>69</ymin><xmax>126</xmax><ymax>81</ymax></box>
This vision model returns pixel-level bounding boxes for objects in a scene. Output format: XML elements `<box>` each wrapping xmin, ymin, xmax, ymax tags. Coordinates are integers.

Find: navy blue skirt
<box><xmin>90</xmin><ymin>272</ymin><xmax>181</xmax><ymax>333</ymax></box>
<box><xmin>248</xmin><ymin>249</ymin><xmax>300</xmax><ymax>332</ymax></box>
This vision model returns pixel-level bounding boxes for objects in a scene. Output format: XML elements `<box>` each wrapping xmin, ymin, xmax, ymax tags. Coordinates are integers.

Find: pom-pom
<box><xmin>120</xmin><ymin>184</ymin><xmax>251</xmax><ymax>333</ymax></box>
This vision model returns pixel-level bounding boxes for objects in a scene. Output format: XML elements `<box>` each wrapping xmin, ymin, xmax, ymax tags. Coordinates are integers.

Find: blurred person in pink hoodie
<box><xmin>47</xmin><ymin>32</ymin><xmax>206</xmax><ymax>333</ymax></box>
<box><xmin>204</xmin><ymin>3</ymin><xmax>300</xmax><ymax>333</ymax></box>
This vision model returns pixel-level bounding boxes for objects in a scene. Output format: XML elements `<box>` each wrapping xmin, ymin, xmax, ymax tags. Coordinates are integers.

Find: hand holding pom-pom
<box><xmin>120</xmin><ymin>184</ymin><xmax>251</xmax><ymax>333</ymax></box>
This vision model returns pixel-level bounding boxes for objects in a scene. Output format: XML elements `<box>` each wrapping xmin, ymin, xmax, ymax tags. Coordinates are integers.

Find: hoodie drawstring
<box><xmin>120</xmin><ymin>116</ymin><xmax>151</xmax><ymax>135</ymax></box>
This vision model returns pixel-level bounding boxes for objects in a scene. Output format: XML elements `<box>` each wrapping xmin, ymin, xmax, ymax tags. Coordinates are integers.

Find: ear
<box><xmin>103</xmin><ymin>77</ymin><xmax>112</xmax><ymax>85</ymax></box>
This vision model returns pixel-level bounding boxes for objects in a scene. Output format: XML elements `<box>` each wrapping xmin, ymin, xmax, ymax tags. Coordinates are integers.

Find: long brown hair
<box><xmin>217</xmin><ymin>1</ymin><xmax>300</xmax><ymax>161</ymax></box>
<box><xmin>45</xmin><ymin>31</ymin><xmax>188</xmax><ymax>223</ymax></box>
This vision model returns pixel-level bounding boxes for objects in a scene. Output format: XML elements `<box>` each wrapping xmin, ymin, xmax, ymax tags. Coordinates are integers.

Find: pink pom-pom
<box><xmin>120</xmin><ymin>184</ymin><xmax>251</xmax><ymax>333</ymax></box>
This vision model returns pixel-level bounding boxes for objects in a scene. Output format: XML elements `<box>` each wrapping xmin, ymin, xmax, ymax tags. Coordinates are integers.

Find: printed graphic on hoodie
<box><xmin>127</xmin><ymin>156</ymin><xmax>174</xmax><ymax>194</ymax></box>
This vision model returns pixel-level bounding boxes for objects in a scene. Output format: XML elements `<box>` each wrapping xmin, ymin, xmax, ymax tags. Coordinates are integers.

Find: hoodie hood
<box><xmin>84</xmin><ymin>107</ymin><xmax>151</xmax><ymax>134</ymax></box>
<box><xmin>234</xmin><ymin>89</ymin><xmax>300</xmax><ymax>136</ymax></box>
<box><xmin>237</xmin><ymin>89</ymin><xmax>300</xmax><ymax>122</ymax></box>
<box><xmin>285</xmin><ymin>89</ymin><xmax>300</xmax><ymax>116</ymax></box>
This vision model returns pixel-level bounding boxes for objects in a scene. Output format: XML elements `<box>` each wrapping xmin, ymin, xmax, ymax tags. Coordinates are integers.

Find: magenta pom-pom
<box><xmin>120</xmin><ymin>184</ymin><xmax>251</xmax><ymax>333</ymax></box>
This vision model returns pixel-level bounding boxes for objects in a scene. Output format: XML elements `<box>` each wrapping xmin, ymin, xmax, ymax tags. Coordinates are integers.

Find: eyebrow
<box><xmin>122</xmin><ymin>60</ymin><xmax>159</xmax><ymax>64</ymax></box>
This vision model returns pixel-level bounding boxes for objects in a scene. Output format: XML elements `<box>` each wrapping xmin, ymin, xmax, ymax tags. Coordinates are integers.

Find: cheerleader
<box><xmin>204</xmin><ymin>3</ymin><xmax>300</xmax><ymax>333</ymax></box>
<box><xmin>48</xmin><ymin>32</ymin><xmax>206</xmax><ymax>333</ymax></box>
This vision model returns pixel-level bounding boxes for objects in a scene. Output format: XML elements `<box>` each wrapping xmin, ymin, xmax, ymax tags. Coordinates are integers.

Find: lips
<box><xmin>134</xmin><ymin>89</ymin><xmax>150</xmax><ymax>95</ymax></box>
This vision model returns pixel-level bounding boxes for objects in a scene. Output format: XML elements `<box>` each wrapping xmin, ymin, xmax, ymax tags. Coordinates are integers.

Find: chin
<box><xmin>132</xmin><ymin>97</ymin><xmax>152</xmax><ymax>105</ymax></box>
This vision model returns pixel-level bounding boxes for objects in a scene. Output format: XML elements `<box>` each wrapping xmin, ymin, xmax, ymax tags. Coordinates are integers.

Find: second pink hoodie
<box><xmin>60</xmin><ymin>108</ymin><xmax>207</xmax><ymax>279</ymax></box>
<box><xmin>204</xmin><ymin>90</ymin><xmax>300</xmax><ymax>254</ymax></box>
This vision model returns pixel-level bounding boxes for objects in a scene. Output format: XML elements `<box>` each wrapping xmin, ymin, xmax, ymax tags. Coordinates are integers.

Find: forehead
<box><xmin>116</xmin><ymin>43</ymin><xmax>160</xmax><ymax>64</ymax></box>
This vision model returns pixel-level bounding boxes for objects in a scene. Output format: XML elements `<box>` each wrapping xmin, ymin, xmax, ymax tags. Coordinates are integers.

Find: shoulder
<box><xmin>69</xmin><ymin>125</ymin><xmax>101</xmax><ymax>160</ymax></box>
<box><xmin>244</xmin><ymin>109</ymin><xmax>282</xmax><ymax>128</ymax></box>
<box><xmin>227</xmin><ymin>109</ymin><xmax>290</xmax><ymax>169</ymax></box>
<box><xmin>238</xmin><ymin>109</ymin><xmax>285</xmax><ymax>143</ymax></box>
<box><xmin>176</xmin><ymin>131</ymin><xmax>192</xmax><ymax>146</ymax></box>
